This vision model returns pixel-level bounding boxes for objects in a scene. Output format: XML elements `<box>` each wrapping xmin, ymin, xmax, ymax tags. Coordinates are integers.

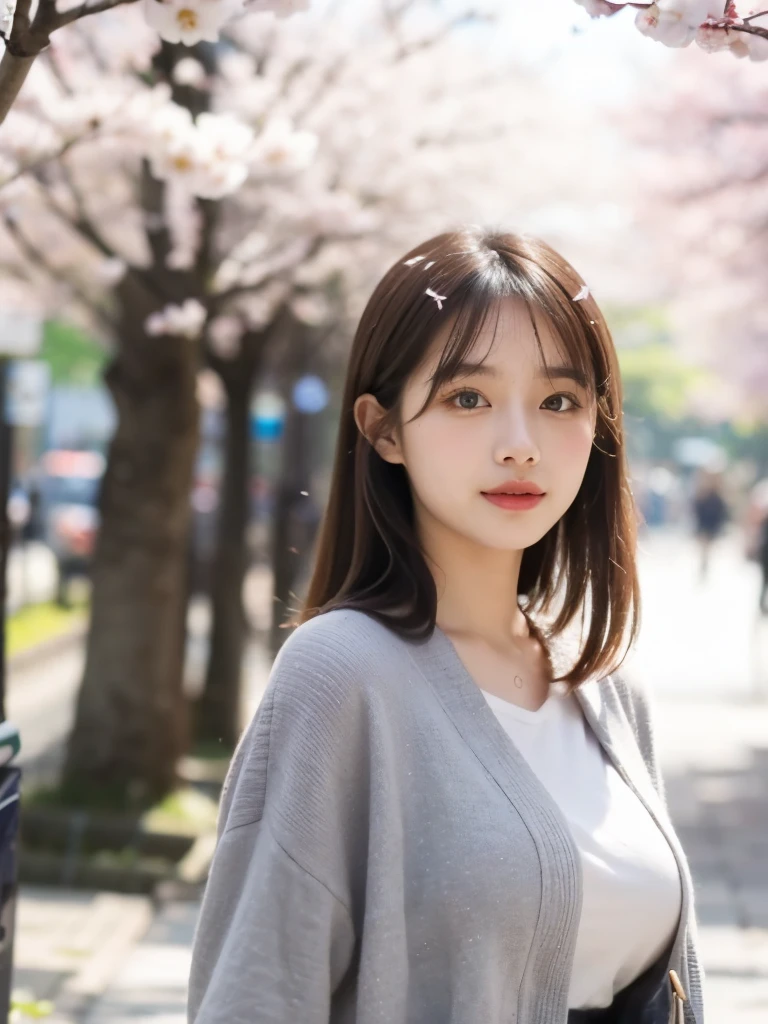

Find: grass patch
<box><xmin>22</xmin><ymin>779</ymin><xmax>149</xmax><ymax>815</ymax></box>
<box><xmin>23</xmin><ymin>780</ymin><xmax>219</xmax><ymax>833</ymax></box>
<box><xmin>11</xmin><ymin>991</ymin><xmax>54</xmax><ymax>1019</ymax></box>
<box><xmin>142</xmin><ymin>787</ymin><xmax>219</xmax><ymax>835</ymax></box>
<box><xmin>7</xmin><ymin>601</ymin><xmax>87</xmax><ymax>658</ymax></box>
<box><xmin>188</xmin><ymin>737</ymin><xmax>235</xmax><ymax>761</ymax></box>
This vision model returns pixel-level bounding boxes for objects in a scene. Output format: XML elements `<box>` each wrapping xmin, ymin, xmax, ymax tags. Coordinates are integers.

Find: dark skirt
<box><xmin>566</xmin><ymin>935</ymin><xmax>682</xmax><ymax>1024</ymax></box>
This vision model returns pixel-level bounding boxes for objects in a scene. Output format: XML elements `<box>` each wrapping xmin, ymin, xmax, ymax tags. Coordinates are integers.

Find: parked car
<box><xmin>39</xmin><ymin>450</ymin><xmax>105</xmax><ymax>605</ymax></box>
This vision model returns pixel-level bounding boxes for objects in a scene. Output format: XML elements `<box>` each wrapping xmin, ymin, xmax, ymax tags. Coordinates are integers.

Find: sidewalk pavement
<box><xmin>13</xmin><ymin>675</ymin><xmax>768</xmax><ymax>1022</ymax></box>
<box><xmin>651</xmin><ymin>694</ymin><xmax>768</xmax><ymax>1023</ymax></box>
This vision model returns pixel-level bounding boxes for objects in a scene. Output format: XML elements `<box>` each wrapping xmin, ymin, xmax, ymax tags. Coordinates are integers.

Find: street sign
<box><xmin>292</xmin><ymin>375</ymin><xmax>328</xmax><ymax>414</ymax></box>
<box><xmin>5</xmin><ymin>361</ymin><xmax>50</xmax><ymax>428</ymax></box>
<box><xmin>251</xmin><ymin>391</ymin><xmax>286</xmax><ymax>441</ymax></box>
<box><xmin>0</xmin><ymin>312</ymin><xmax>42</xmax><ymax>359</ymax></box>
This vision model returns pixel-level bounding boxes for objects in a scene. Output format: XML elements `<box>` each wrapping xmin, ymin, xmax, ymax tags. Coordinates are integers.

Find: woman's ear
<box><xmin>353</xmin><ymin>393</ymin><xmax>405</xmax><ymax>466</ymax></box>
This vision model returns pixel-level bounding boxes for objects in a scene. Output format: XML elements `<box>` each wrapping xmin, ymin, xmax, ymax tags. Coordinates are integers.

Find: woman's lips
<box><xmin>481</xmin><ymin>492</ymin><xmax>545</xmax><ymax>511</ymax></box>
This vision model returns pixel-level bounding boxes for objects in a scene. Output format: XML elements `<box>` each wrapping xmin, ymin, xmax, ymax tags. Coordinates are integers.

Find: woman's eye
<box><xmin>447</xmin><ymin>390</ymin><xmax>582</xmax><ymax>413</ymax></box>
<box><xmin>448</xmin><ymin>389</ymin><xmax>487</xmax><ymax>410</ymax></box>
<box><xmin>543</xmin><ymin>393</ymin><xmax>581</xmax><ymax>413</ymax></box>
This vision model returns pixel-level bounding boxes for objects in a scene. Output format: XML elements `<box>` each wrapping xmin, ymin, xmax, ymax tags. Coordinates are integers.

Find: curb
<box><xmin>8</xmin><ymin>621</ymin><xmax>88</xmax><ymax>674</ymax></box>
<box><xmin>48</xmin><ymin>894</ymin><xmax>153</xmax><ymax>1024</ymax></box>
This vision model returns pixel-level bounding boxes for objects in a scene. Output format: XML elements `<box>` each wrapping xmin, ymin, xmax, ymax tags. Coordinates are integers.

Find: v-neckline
<box><xmin>479</xmin><ymin>683</ymin><xmax>566</xmax><ymax>723</ymax></box>
<box><xmin>405</xmin><ymin>619</ymin><xmax>698</xmax><ymax>1024</ymax></box>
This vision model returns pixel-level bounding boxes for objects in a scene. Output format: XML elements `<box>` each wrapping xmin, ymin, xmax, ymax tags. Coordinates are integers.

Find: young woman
<box><xmin>188</xmin><ymin>228</ymin><xmax>704</xmax><ymax>1024</ymax></box>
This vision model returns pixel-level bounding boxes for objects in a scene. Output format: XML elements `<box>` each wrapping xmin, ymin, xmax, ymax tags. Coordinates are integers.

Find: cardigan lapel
<box><xmin>408</xmin><ymin>623</ymin><xmax>584</xmax><ymax>1024</ymax></box>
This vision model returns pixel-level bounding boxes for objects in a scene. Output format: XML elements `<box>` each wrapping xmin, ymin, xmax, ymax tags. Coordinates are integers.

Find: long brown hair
<box><xmin>295</xmin><ymin>226</ymin><xmax>641</xmax><ymax>689</ymax></box>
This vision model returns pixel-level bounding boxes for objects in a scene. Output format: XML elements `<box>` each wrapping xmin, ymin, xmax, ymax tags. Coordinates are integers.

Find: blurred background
<box><xmin>1</xmin><ymin>0</ymin><xmax>767</xmax><ymax>1021</ymax></box>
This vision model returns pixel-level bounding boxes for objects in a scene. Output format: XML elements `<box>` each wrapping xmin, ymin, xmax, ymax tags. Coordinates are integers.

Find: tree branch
<box><xmin>673</xmin><ymin>161</ymin><xmax>768</xmax><ymax>203</ymax></box>
<box><xmin>392</xmin><ymin>8</ymin><xmax>495</xmax><ymax>61</ymax></box>
<box><xmin>0</xmin><ymin>0</ymin><xmax>140</xmax><ymax>124</ymax></box>
<box><xmin>731</xmin><ymin>23</ymin><xmax>768</xmax><ymax>41</ymax></box>
<box><xmin>0</xmin><ymin>127</ymin><xmax>98</xmax><ymax>189</ymax></box>
<box><xmin>208</xmin><ymin>236</ymin><xmax>321</xmax><ymax>315</ymax></box>
<box><xmin>25</xmin><ymin>165</ymin><xmax>167</xmax><ymax>306</ymax></box>
<box><xmin>56</xmin><ymin>0</ymin><xmax>140</xmax><ymax>29</ymax></box>
<box><xmin>2</xmin><ymin>210</ymin><xmax>118</xmax><ymax>333</ymax></box>
<box><xmin>54</xmin><ymin>160</ymin><xmax>119</xmax><ymax>260</ymax></box>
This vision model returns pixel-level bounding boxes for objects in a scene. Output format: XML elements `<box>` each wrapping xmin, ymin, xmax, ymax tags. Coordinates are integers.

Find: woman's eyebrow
<box><xmin>446</xmin><ymin>362</ymin><xmax>588</xmax><ymax>388</ymax></box>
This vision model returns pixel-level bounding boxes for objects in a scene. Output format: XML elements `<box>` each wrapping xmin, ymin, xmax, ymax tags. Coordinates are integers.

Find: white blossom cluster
<box><xmin>574</xmin><ymin>1</ymin><xmax>768</xmax><ymax>60</ymax></box>
<box><xmin>145</xmin><ymin>297</ymin><xmax>207</xmax><ymax>338</ymax></box>
<box><xmin>142</xmin><ymin>0</ymin><xmax>308</xmax><ymax>46</ymax></box>
<box><xmin>141</xmin><ymin>100</ymin><xmax>317</xmax><ymax>200</ymax></box>
<box><xmin>146</xmin><ymin>104</ymin><xmax>255</xmax><ymax>199</ymax></box>
<box><xmin>1</xmin><ymin>0</ymin><xmax>16</xmax><ymax>38</ymax></box>
<box><xmin>1</xmin><ymin>0</ymin><xmax>653</xmax><ymax>370</ymax></box>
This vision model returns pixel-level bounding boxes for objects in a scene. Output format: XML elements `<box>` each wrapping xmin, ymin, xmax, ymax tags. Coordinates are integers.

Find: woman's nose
<box><xmin>492</xmin><ymin>407</ymin><xmax>539</xmax><ymax>464</ymax></box>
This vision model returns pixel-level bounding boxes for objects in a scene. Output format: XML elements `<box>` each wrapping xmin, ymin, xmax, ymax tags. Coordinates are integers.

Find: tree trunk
<box><xmin>194</xmin><ymin>372</ymin><xmax>253</xmax><ymax>750</ymax></box>
<box><xmin>61</xmin><ymin>276</ymin><xmax>200</xmax><ymax>808</ymax></box>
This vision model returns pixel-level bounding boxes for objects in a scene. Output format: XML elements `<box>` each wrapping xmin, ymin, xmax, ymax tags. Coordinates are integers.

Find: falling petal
<box><xmin>426</xmin><ymin>287</ymin><xmax>447</xmax><ymax>310</ymax></box>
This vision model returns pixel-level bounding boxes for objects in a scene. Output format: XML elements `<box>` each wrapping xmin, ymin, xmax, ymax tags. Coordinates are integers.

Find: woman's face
<box><xmin>357</xmin><ymin>296</ymin><xmax>598</xmax><ymax>556</ymax></box>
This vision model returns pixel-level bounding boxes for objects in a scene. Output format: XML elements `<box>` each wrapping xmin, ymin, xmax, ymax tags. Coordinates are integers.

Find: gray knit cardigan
<box><xmin>188</xmin><ymin>607</ymin><xmax>704</xmax><ymax>1024</ymax></box>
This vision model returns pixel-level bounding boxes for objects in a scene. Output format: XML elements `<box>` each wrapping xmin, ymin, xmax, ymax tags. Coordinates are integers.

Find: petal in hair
<box><xmin>404</xmin><ymin>256</ymin><xmax>426</xmax><ymax>266</ymax></box>
<box><xmin>426</xmin><ymin>288</ymin><xmax>447</xmax><ymax>310</ymax></box>
<box><xmin>573</xmin><ymin>284</ymin><xmax>590</xmax><ymax>301</ymax></box>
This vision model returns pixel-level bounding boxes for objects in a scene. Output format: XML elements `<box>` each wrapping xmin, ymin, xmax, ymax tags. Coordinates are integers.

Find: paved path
<box><xmin>629</xmin><ymin>524</ymin><xmax>768</xmax><ymax>701</ymax></box>
<box><xmin>12</xmin><ymin>888</ymin><xmax>153</xmax><ymax>1024</ymax></box>
<box><xmin>652</xmin><ymin>697</ymin><xmax>768</xmax><ymax>1023</ymax></box>
<box><xmin>7</xmin><ymin>639</ymin><xmax>85</xmax><ymax>791</ymax></box>
<box><xmin>6</xmin><ymin>542</ymin><xmax>58</xmax><ymax>614</ymax></box>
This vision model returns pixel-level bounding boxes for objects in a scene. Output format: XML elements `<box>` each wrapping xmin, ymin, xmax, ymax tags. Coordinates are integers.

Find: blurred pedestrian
<box><xmin>758</xmin><ymin>516</ymin><xmax>768</xmax><ymax>617</ymax></box>
<box><xmin>188</xmin><ymin>228</ymin><xmax>703</xmax><ymax>1024</ymax></box>
<box><xmin>691</xmin><ymin>468</ymin><xmax>729</xmax><ymax>582</ymax></box>
<box><xmin>744</xmin><ymin>477</ymin><xmax>768</xmax><ymax>616</ymax></box>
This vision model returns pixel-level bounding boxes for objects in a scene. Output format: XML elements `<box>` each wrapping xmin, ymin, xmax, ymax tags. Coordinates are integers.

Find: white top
<box><xmin>480</xmin><ymin>681</ymin><xmax>682</xmax><ymax>1011</ymax></box>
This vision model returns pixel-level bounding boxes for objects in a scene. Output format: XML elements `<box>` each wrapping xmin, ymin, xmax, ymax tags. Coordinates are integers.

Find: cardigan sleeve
<box><xmin>187</xmin><ymin>621</ymin><xmax>369</xmax><ymax>1024</ymax></box>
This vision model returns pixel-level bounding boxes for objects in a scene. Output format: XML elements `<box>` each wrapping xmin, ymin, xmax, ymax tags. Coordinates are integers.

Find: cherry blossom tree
<box><xmin>1</xmin><ymin>0</ymin><xmax>655</xmax><ymax>790</ymax></box>
<box><xmin>622</xmin><ymin>49</ymin><xmax>768</xmax><ymax>420</ymax></box>
<box><xmin>0</xmin><ymin>0</ymin><xmax>551</xmax><ymax>795</ymax></box>
<box><xmin>1</xmin><ymin>29</ymin><xmax>232</xmax><ymax>801</ymax></box>
<box><xmin>0</xmin><ymin>4</ymin><xmax>341</xmax><ymax>796</ymax></box>
<box><xmin>0</xmin><ymin>0</ymin><xmax>303</xmax><ymax>124</ymax></box>
<box><xmin>574</xmin><ymin>1</ymin><xmax>768</xmax><ymax>59</ymax></box>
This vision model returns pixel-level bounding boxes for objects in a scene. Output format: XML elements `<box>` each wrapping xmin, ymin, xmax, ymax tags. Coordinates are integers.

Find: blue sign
<box><xmin>251</xmin><ymin>392</ymin><xmax>286</xmax><ymax>442</ymax></box>
<box><xmin>292</xmin><ymin>375</ymin><xmax>329</xmax><ymax>415</ymax></box>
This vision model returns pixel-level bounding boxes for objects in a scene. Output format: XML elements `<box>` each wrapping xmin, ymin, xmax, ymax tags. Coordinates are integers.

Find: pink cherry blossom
<box><xmin>145</xmin><ymin>298</ymin><xmax>207</xmax><ymax>339</ymax></box>
<box><xmin>573</xmin><ymin>0</ymin><xmax>768</xmax><ymax>61</ymax></box>
<box><xmin>143</xmin><ymin>0</ymin><xmax>245</xmax><ymax>45</ymax></box>
<box><xmin>574</xmin><ymin>0</ymin><xmax>631</xmax><ymax>15</ymax></box>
